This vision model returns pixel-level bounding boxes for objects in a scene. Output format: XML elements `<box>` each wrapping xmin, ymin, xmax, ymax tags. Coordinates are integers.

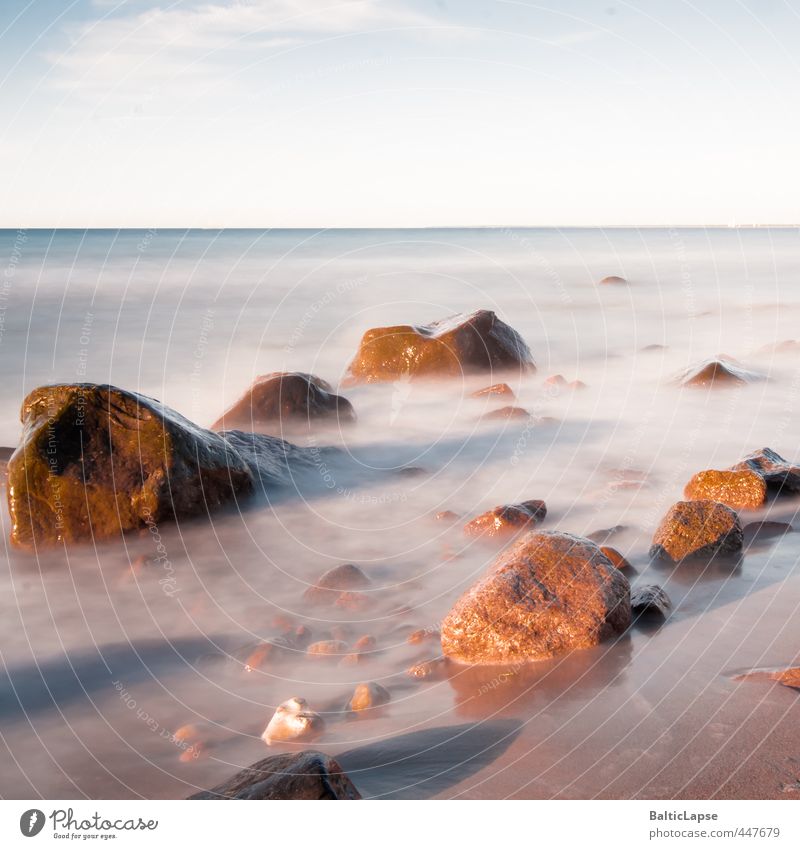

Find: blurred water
<box><xmin>2</xmin><ymin>227</ymin><xmax>800</xmax><ymax>799</ymax></box>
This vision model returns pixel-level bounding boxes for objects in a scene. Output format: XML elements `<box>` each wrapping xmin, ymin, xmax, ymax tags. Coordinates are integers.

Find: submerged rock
<box><xmin>261</xmin><ymin>697</ymin><xmax>325</xmax><ymax>745</ymax></box>
<box><xmin>348</xmin><ymin>682</ymin><xmax>391</xmax><ymax>712</ymax></box>
<box><xmin>306</xmin><ymin>640</ymin><xmax>349</xmax><ymax>659</ymax></box>
<box><xmin>731</xmin><ymin>447</ymin><xmax>800</xmax><ymax>494</ymax></box>
<box><xmin>600</xmin><ymin>546</ymin><xmax>633</xmax><ymax>571</ymax></box>
<box><xmin>304</xmin><ymin>563</ymin><xmax>371</xmax><ymax>606</ymax></box>
<box><xmin>463</xmin><ymin>500</ymin><xmax>547</xmax><ymax>539</ymax></box>
<box><xmin>649</xmin><ymin>500</ymin><xmax>743</xmax><ymax>562</ymax></box>
<box><xmin>742</xmin><ymin>521</ymin><xmax>793</xmax><ymax>543</ymax></box>
<box><xmin>674</xmin><ymin>357</ymin><xmax>763</xmax><ymax>388</ymax></box>
<box><xmin>406</xmin><ymin>657</ymin><xmax>450</xmax><ymax>680</ymax></box>
<box><xmin>188</xmin><ymin>751</ymin><xmax>360</xmax><ymax>799</ymax></box>
<box><xmin>211</xmin><ymin>372</ymin><xmax>356</xmax><ymax>431</ymax></box>
<box><xmin>734</xmin><ymin>666</ymin><xmax>800</xmax><ymax>691</ymax></box>
<box><xmin>471</xmin><ymin>383</ymin><xmax>516</xmax><ymax>400</ymax></box>
<box><xmin>481</xmin><ymin>405</ymin><xmax>531</xmax><ymax>421</ymax></box>
<box><xmin>683</xmin><ymin>469</ymin><xmax>767</xmax><ymax>510</ymax></box>
<box><xmin>343</xmin><ymin>310</ymin><xmax>535</xmax><ymax>385</ymax></box>
<box><xmin>6</xmin><ymin>383</ymin><xmax>260</xmax><ymax>547</ymax></box>
<box><xmin>630</xmin><ymin>584</ymin><xmax>671</xmax><ymax>618</ymax></box>
<box><xmin>599</xmin><ymin>275</ymin><xmax>627</xmax><ymax>285</ymax></box>
<box><xmin>441</xmin><ymin>531</ymin><xmax>630</xmax><ymax>665</ymax></box>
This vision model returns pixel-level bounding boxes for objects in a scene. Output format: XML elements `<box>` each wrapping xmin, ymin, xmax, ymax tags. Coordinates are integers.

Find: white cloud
<box><xmin>45</xmin><ymin>0</ymin><xmax>440</xmax><ymax>101</ymax></box>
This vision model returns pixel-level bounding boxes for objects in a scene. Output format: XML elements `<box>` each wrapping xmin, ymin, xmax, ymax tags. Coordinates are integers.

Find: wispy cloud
<box><xmin>46</xmin><ymin>0</ymin><xmax>440</xmax><ymax>101</ymax></box>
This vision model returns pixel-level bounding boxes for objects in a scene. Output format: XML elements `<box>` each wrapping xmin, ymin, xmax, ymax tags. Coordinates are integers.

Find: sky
<box><xmin>0</xmin><ymin>0</ymin><xmax>798</xmax><ymax>227</ymax></box>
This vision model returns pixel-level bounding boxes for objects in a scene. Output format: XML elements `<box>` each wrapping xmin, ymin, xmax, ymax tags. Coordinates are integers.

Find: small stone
<box><xmin>568</xmin><ymin>380</ymin><xmax>587</xmax><ymax>390</ymax></box>
<box><xmin>306</xmin><ymin>640</ymin><xmax>349</xmax><ymax>659</ymax></box>
<box><xmin>482</xmin><ymin>405</ymin><xmax>530</xmax><ymax>421</ymax></box>
<box><xmin>587</xmin><ymin>525</ymin><xmax>627</xmax><ymax>544</ymax></box>
<box><xmin>471</xmin><ymin>383</ymin><xmax>516</xmax><ymax>400</ymax></box>
<box><xmin>406</xmin><ymin>657</ymin><xmax>449</xmax><ymax>680</ymax></box>
<box><xmin>335</xmin><ymin>591</ymin><xmax>372</xmax><ymax>612</ymax></box>
<box><xmin>348</xmin><ymin>682</ymin><xmax>391</xmax><ymax>712</ymax></box>
<box><xmin>463</xmin><ymin>500</ymin><xmax>546</xmax><ymax>540</ymax></box>
<box><xmin>304</xmin><ymin>564</ymin><xmax>371</xmax><ymax>606</ymax></box>
<box><xmin>630</xmin><ymin>584</ymin><xmax>671</xmax><ymax>618</ymax></box>
<box><xmin>339</xmin><ymin>652</ymin><xmax>367</xmax><ymax>667</ymax></box>
<box><xmin>261</xmin><ymin>697</ymin><xmax>325</xmax><ymax>745</ymax></box>
<box><xmin>675</xmin><ymin>357</ymin><xmax>763</xmax><ymax>388</ymax></box>
<box><xmin>649</xmin><ymin>500</ymin><xmax>742</xmax><ymax>562</ymax></box>
<box><xmin>684</xmin><ymin>469</ymin><xmax>767</xmax><ymax>510</ymax></box>
<box><xmin>544</xmin><ymin>374</ymin><xmax>567</xmax><ymax>387</ymax></box>
<box><xmin>407</xmin><ymin>626</ymin><xmax>441</xmax><ymax>645</ymax></box>
<box><xmin>239</xmin><ymin>637</ymin><xmax>295</xmax><ymax>672</ymax></box>
<box><xmin>353</xmin><ymin>635</ymin><xmax>377</xmax><ymax>651</ymax></box>
<box><xmin>599</xmin><ymin>275</ymin><xmax>627</xmax><ymax>285</ymax></box>
<box><xmin>600</xmin><ymin>546</ymin><xmax>633</xmax><ymax>571</ymax></box>
<box><xmin>433</xmin><ymin>510</ymin><xmax>461</xmax><ymax>521</ymax></box>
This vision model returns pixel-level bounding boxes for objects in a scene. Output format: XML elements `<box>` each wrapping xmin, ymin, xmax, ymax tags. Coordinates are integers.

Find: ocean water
<box><xmin>2</xmin><ymin>227</ymin><xmax>800</xmax><ymax>799</ymax></box>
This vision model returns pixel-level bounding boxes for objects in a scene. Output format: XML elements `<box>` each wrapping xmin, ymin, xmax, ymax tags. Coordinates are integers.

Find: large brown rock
<box><xmin>211</xmin><ymin>372</ymin><xmax>355</xmax><ymax>431</ymax></box>
<box><xmin>683</xmin><ymin>469</ymin><xmax>767</xmax><ymax>510</ymax></box>
<box><xmin>731</xmin><ymin>447</ymin><xmax>800</xmax><ymax>493</ymax></box>
<box><xmin>6</xmin><ymin>383</ymin><xmax>318</xmax><ymax>547</ymax></box>
<box><xmin>188</xmin><ymin>751</ymin><xmax>360</xmax><ymax>799</ymax></box>
<box><xmin>649</xmin><ymin>500</ymin><xmax>743</xmax><ymax>562</ymax></box>
<box><xmin>441</xmin><ymin>531</ymin><xmax>631</xmax><ymax>665</ymax></box>
<box><xmin>674</xmin><ymin>357</ymin><xmax>763</xmax><ymax>388</ymax></box>
<box><xmin>344</xmin><ymin>310</ymin><xmax>535</xmax><ymax>385</ymax></box>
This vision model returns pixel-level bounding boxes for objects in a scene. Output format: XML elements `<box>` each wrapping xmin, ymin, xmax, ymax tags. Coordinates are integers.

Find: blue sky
<box><xmin>0</xmin><ymin>0</ymin><xmax>798</xmax><ymax>226</ymax></box>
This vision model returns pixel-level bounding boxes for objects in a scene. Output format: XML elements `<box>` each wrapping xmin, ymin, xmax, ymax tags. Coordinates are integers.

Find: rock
<box><xmin>261</xmin><ymin>697</ymin><xmax>325</xmax><ymax>745</ymax></box>
<box><xmin>237</xmin><ymin>637</ymin><xmax>297</xmax><ymax>672</ymax></box>
<box><xmin>742</xmin><ymin>521</ymin><xmax>793</xmax><ymax>543</ymax></box>
<box><xmin>441</xmin><ymin>531</ymin><xmax>631</xmax><ymax>664</ymax></box>
<box><xmin>482</xmin><ymin>405</ymin><xmax>531</xmax><ymax>421</ymax></box>
<box><xmin>674</xmin><ymin>357</ymin><xmax>763</xmax><ymax>388</ymax></box>
<box><xmin>335</xmin><ymin>591</ymin><xmax>372</xmax><ymax>612</ymax></box>
<box><xmin>568</xmin><ymin>380</ymin><xmax>587</xmax><ymax>390</ymax></box>
<box><xmin>304</xmin><ymin>564</ymin><xmax>371</xmax><ymax>606</ymax></box>
<box><xmin>471</xmin><ymin>383</ymin><xmax>516</xmax><ymax>400</ymax></box>
<box><xmin>599</xmin><ymin>275</ymin><xmax>627</xmax><ymax>285</ymax></box>
<box><xmin>463</xmin><ymin>500</ymin><xmax>546</xmax><ymax>539</ymax></box>
<box><xmin>731</xmin><ymin>447</ymin><xmax>800</xmax><ymax>493</ymax></box>
<box><xmin>407</xmin><ymin>626</ymin><xmax>441</xmax><ymax>645</ymax></box>
<box><xmin>343</xmin><ymin>309</ymin><xmax>535</xmax><ymax>385</ymax></box>
<box><xmin>306</xmin><ymin>640</ymin><xmax>349</xmax><ymax>659</ymax></box>
<box><xmin>543</xmin><ymin>374</ymin><xmax>567</xmax><ymax>388</ymax></box>
<box><xmin>600</xmin><ymin>546</ymin><xmax>633</xmax><ymax>571</ymax></box>
<box><xmin>642</xmin><ymin>344</ymin><xmax>668</xmax><ymax>351</ymax></box>
<box><xmin>630</xmin><ymin>584</ymin><xmax>671</xmax><ymax>618</ymax></box>
<box><xmin>5</xmin><ymin>383</ymin><xmax>328</xmax><ymax>548</ymax></box>
<box><xmin>188</xmin><ymin>751</ymin><xmax>360</xmax><ymax>799</ymax></box>
<box><xmin>406</xmin><ymin>657</ymin><xmax>449</xmax><ymax>680</ymax></box>
<box><xmin>348</xmin><ymin>682</ymin><xmax>391</xmax><ymax>712</ymax></box>
<box><xmin>353</xmin><ymin>634</ymin><xmax>377</xmax><ymax>652</ymax></box>
<box><xmin>211</xmin><ymin>372</ymin><xmax>355</xmax><ymax>431</ymax></box>
<box><xmin>649</xmin><ymin>501</ymin><xmax>743</xmax><ymax>562</ymax></box>
<box><xmin>339</xmin><ymin>652</ymin><xmax>367</xmax><ymax>667</ymax></box>
<box><xmin>734</xmin><ymin>666</ymin><xmax>800</xmax><ymax>691</ymax></box>
<box><xmin>683</xmin><ymin>469</ymin><xmax>767</xmax><ymax>510</ymax></box>
<box><xmin>433</xmin><ymin>510</ymin><xmax>461</xmax><ymax>521</ymax></box>
<box><xmin>587</xmin><ymin>525</ymin><xmax>627</xmax><ymax>544</ymax></box>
